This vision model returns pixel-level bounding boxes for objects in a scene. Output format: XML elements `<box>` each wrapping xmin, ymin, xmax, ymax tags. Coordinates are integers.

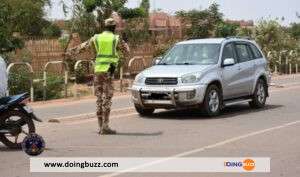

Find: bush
<box><xmin>215</xmin><ymin>22</ymin><xmax>239</xmax><ymax>37</ymax></box>
<box><xmin>34</xmin><ymin>74</ymin><xmax>64</xmax><ymax>101</ymax></box>
<box><xmin>122</xmin><ymin>18</ymin><xmax>151</xmax><ymax>46</ymax></box>
<box><xmin>42</xmin><ymin>23</ymin><xmax>62</xmax><ymax>38</ymax></box>
<box><xmin>8</xmin><ymin>67</ymin><xmax>64</xmax><ymax>101</ymax></box>
<box><xmin>119</xmin><ymin>8</ymin><xmax>146</xmax><ymax>19</ymax></box>
<box><xmin>8</xmin><ymin>67</ymin><xmax>31</xmax><ymax>96</ymax></box>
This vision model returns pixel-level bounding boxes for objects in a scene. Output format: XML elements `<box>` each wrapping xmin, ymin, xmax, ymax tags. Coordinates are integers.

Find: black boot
<box><xmin>99</xmin><ymin>127</ymin><xmax>117</xmax><ymax>135</ymax></box>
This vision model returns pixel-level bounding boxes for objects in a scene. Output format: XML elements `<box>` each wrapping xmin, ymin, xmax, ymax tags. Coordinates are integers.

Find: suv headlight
<box><xmin>181</xmin><ymin>73</ymin><xmax>202</xmax><ymax>84</ymax></box>
<box><xmin>134</xmin><ymin>73</ymin><xmax>145</xmax><ymax>85</ymax></box>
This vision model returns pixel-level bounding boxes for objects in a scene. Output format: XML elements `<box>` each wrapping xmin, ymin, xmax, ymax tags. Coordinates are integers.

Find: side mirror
<box><xmin>152</xmin><ymin>56</ymin><xmax>163</xmax><ymax>65</ymax></box>
<box><xmin>223</xmin><ymin>58</ymin><xmax>235</xmax><ymax>67</ymax></box>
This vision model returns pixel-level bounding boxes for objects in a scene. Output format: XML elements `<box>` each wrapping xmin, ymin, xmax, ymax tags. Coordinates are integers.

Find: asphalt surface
<box><xmin>32</xmin><ymin>74</ymin><xmax>300</xmax><ymax>121</ymax></box>
<box><xmin>1</xmin><ymin>75</ymin><xmax>300</xmax><ymax>177</ymax></box>
<box><xmin>32</xmin><ymin>96</ymin><xmax>132</xmax><ymax>121</ymax></box>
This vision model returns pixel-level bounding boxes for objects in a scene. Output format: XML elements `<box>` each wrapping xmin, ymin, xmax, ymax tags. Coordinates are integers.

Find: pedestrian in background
<box><xmin>67</xmin><ymin>18</ymin><xmax>130</xmax><ymax>135</ymax></box>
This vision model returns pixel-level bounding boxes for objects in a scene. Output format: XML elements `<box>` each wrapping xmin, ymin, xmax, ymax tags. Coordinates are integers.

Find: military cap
<box><xmin>105</xmin><ymin>18</ymin><xmax>117</xmax><ymax>27</ymax></box>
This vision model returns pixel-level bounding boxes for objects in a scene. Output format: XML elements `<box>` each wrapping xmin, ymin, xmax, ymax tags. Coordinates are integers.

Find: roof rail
<box><xmin>225</xmin><ymin>36</ymin><xmax>252</xmax><ymax>40</ymax></box>
<box><xmin>187</xmin><ymin>37</ymin><xmax>202</xmax><ymax>40</ymax></box>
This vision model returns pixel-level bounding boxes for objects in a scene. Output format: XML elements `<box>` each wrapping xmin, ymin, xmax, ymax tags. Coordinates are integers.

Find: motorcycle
<box><xmin>0</xmin><ymin>93</ymin><xmax>42</xmax><ymax>148</ymax></box>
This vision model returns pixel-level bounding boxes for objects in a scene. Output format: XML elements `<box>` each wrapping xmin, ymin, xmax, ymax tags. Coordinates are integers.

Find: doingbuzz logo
<box><xmin>224</xmin><ymin>159</ymin><xmax>255</xmax><ymax>171</ymax></box>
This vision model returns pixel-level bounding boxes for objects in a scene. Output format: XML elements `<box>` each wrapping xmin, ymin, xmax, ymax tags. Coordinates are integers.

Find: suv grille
<box><xmin>145</xmin><ymin>77</ymin><xmax>178</xmax><ymax>85</ymax></box>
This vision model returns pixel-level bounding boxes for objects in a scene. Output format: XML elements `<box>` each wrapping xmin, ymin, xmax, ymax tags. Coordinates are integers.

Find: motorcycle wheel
<box><xmin>0</xmin><ymin>110</ymin><xmax>35</xmax><ymax>149</ymax></box>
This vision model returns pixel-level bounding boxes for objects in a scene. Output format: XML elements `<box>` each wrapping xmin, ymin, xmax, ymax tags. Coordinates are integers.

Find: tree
<box><xmin>176</xmin><ymin>3</ymin><xmax>223</xmax><ymax>39</ymax></box>
<box><xmin>207</xmin><ymin>3</ymin><xmax>223</xmax><ymax>24</ymax></box>
<box><xmin>120</xmin><ymin>0</ymin><xmax>151</xmax><ymax>46</ymax></box>
<box><xmin>215</xmin><ymin>22</ymin><xmax>239</xmax><ymax>37</ymax></box>
<box><xmin>119</xmin><ymin>0</ymin><xmax>150</xmax><ymax>19</ymax></box>
<box><xmin>0</xmin><ymin>1</ymin><xmax>23</xmax><ymax>54</ymax></box>
<box><xmin>67</xmin><ymin>0</ymin><xmax>98</xmax><ymax>40</ymax></box>
<box><xmin>81</xmin><ymin>0</ymin><xmax>128</xmax><ymax>31</ymax></box>
<box><xmin>254</xmin><ymin>20</ymin><xmax>296</xmax><ymax>54</ymax></box>
<box><xmin>253</xmin><ymin>19</ymin><xmax>298</xmax><ymax>74</ymax></box>
<box><xmin>0</xmin><ymin>0</ymin><xmax>61</xmax><ymax>54</ymax></box>
<box><xmin>140</xmin><ymin>0</ymin><xmax>150</xmax><ymax>16</ymax></box>
<box><xmin>119</xmin><ymin>7</ymin><xmax>146</xmax><ymax>19</ymax></box>
<box><xmin>42</xmin><ymin>21</ymin><xmax>62</xmax><ymax>38</ymax></box>
<box><xmin>7</xmin><ymin>0</ymin><xmax>52</xmax><ymax>37</ymax></box>
<box><xmin>288</xmin><ymin>23</ymin><xmax>300</xmax><ymax>40</ymax></box>
<box><xmin>237</xmin><ymin>27</ymin><xmax>254</xmax><ymax>38</ymax></box>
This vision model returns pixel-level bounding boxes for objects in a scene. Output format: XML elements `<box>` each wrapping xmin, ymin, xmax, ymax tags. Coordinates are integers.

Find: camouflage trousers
<box><xmin>94</xmin><ymin>73</ymin><xmax>114</xmax><ymax>131</ymax></box>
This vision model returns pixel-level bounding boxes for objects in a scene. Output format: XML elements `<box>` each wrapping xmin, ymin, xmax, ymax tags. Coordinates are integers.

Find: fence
<box><xmin>6</xmin><ymin>49</ymin><xmax>300</xmax><ymax>102</ymax></box>
<box><xmin>11</xmin><ymin>38</ymin><xmax>93</xmax><ymax>75</ymax></box>
<box><xmin>267</xmin><ymin>50</ymin><xmax>300</xmax><ymax>74</ymax></box>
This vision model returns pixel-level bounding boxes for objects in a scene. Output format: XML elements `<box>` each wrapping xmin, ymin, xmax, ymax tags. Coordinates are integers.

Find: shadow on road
<box><xmin>144</xmin><ymin>104</ymin><xmax>283</xmax><ymax>120</ymax></box>
<box><xmin>116</xmin><ymin>131</ymin><xmax>163</xmax><ymax>136</ymax></box>
<box><xmin>0</xmin><ymin>146</ymin><xmax>21</xmax><ymax>152</ymax></box>
<box><xmin>0</xmin><ymin>146</ymin><xmax>53</xmax><ymax>152</ymax></box>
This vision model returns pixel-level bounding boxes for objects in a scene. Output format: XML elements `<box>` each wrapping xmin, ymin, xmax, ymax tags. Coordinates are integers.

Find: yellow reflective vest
<box><xmin>93</xmin><ymin>31</ymin><xmax>119</xmax><ymax>73</ymax></box>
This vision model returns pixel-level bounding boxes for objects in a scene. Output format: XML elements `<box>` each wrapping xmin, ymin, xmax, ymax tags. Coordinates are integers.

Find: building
<box><xmin>112</xmin><ymin>12</ymin><xmax>182</xmax><ymax>39</ymax></box>
<box><xmin>225</xmin><ymin>20</ymin><xmax>254</xmax><ymax>28</ymax></box>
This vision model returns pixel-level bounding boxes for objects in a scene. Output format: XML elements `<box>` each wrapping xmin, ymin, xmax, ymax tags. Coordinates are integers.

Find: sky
<box><xmin>47</xmin><ymin>0</ymin><xmax>300</xmax><ymax>26</ymax></box>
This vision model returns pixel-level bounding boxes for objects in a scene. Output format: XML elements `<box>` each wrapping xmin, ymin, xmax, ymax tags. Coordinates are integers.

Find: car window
<box><xmin>249</xmin><ymin>43</ymin><xmax>263</xmax><ymax>59</ymax></box>
<box><xmin>246</xmin><ymin>45</ymin><xmax>254</xmax><ymax>60</ymax></box>
<box><xmin>235</xmin><ymin>44</ymin><xmax>252</xmax><ymax>63</ymax></box>
<box><xmin>222</xmin><ymin>43</ymin><xmax>236</xmax><ymax>62</ymax></box>
<box><xmin>162</xmin><ymin>44</ymin><xmax>221</xmax><ymax>65</ymax></box>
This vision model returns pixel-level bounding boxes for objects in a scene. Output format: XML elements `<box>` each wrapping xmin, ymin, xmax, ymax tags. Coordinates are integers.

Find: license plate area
<box><xmin>141</xmin><ymin>92</ymin><xmax>171</xmax><ymax>100</ymax></box>
<box><xmin>143</xmin><ymin>100</ymin><xmax>173</xmax><ymax>105</ymax></box>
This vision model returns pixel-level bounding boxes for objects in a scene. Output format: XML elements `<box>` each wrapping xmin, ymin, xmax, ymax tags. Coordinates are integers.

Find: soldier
<box><xmin>66</xmin><ymin>18</ymin><xmax>130</xmax><ymax>135</ymax></box>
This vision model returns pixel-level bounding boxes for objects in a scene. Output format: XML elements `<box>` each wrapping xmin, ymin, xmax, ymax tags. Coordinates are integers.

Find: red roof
<box><xmin>225</xmin><ymin>20</ymin><xmax>254</xmax><ymax>27</ymax></box>
<box><xmin>149</xmin><ymin>12</ymin><xmax>181</xmax><ymax>29</ymax></box>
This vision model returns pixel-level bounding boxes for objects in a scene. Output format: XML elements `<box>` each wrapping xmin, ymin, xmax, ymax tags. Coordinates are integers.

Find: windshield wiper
<box><xmin>175</xmin><ymin>62</ymin><xmax>195</xmax><ymax>65</ymax></box>
<box><xmin>157</xmin><ymin>62</ymin><xmax>168</xmax><ymax>65</ymax></box>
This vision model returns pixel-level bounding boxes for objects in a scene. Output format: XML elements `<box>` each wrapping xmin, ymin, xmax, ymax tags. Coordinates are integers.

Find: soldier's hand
<box><xmin>63</xmin><ymin>51</ymin><xmax>72</xmax><ymax>58</ymax></box>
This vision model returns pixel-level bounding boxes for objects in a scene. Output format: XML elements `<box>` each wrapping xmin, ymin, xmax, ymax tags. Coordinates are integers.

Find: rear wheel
<box><xmin>134</xmin><ymin>104</ymin><xmax>155</xmax><ymax>117</ymax></box>
<box><xmin>0</xmin><ymin>110</ymin><xmax>35</xmax><ymax>149</ymax></box>
<box><xmin>202</xmin><ymin>85</ymin><xmax>221</xmax><ymax>117</ymax></box>
<box><xmin>249</xmin><ymin>79</ymin><xmax>267</xmax><ymax>108</ymax></box>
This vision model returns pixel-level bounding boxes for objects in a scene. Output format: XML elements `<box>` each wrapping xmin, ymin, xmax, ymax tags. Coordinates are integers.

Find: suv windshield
<box><xmin>160</xmin><ymin>44</ymin><xmax>221</xmax><ymax>65</ymax></box>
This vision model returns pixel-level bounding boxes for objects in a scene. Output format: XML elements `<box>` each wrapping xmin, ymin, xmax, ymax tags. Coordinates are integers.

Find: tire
<box><xmin>134</xmin><ymin>104</ymin><xmax>155</xmax><ymax>117</ymax></box>
<box><xmin>202</xmin><ymin>85</ymin><xmax>221</xmax><ymax>117</ymax></box>
<box><xmin>249</xmin><ymin>79</ymin><xmax>267</xmax><ymax>109</ymax></box>
<box><xmin>0</xmin><ymin>110</ymin><xmax>35</xmax><ymax>149</ymax></box>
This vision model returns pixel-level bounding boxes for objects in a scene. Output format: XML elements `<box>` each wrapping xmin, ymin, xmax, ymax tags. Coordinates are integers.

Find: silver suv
<box><xmin>131</xmin><ymin>37</ymin><xmax>270</xmax><ymax>117</ymax></box>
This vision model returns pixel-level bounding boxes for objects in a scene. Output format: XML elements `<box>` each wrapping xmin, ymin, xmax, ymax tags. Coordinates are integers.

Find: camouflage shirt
<box><xmin>68</xmin><ymin>31</ymin><xmax>130</xmax><ymax>62</ymax></box>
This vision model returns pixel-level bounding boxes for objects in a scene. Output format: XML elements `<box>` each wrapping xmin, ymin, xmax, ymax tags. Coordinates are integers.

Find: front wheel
<box><xmin>202</xmin><ymin>85</ymin><xmax>221</xmax><ymax>117</ymax></box>
<box><xmin>249</xmin><ymin>79</ymin><xmax>267</xmax><ymax>108</ymax></box>
<box><xmin>0</xmin><ymin>110</ymin><xmax>35</xmax><ymax>149</ymax></box>
<box><xmin>134</xmin><ymin>104</ymin><xmax>155</xmax><ymax>117</ymax></box>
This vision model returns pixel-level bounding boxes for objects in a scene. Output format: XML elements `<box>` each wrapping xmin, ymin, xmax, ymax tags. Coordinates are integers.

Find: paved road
<box><xmin>1</xmin><ymin>79</ymin><xmax>300</xmax><ymax>177</ymax></box>
<box><xmin>32</xmin><ymin>74</ymin><xmax>300</xmax><ymax>121</ymax></box>
<box><xmin>32</xmin><ymin>96</ymin><xmax>132</xmax><ymax>121</ymax></box>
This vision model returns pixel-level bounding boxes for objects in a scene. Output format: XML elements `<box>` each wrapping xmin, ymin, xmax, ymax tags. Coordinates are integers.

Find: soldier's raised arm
<box><xmin>117</xmin><ymin>37</ymin><xmax>130</xmax><ymax>64</ymax></box>
<box><xmin>66</xmin><ymin>36</ymin><xmax>97</xmax><ymax>57</ymax></box>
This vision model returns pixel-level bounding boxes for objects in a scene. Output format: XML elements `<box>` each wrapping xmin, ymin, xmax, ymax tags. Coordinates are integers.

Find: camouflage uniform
<box><xmin>68</xmin><ymin>30</ymin><xmax>130</xmax><ymax>134</ymax></box>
